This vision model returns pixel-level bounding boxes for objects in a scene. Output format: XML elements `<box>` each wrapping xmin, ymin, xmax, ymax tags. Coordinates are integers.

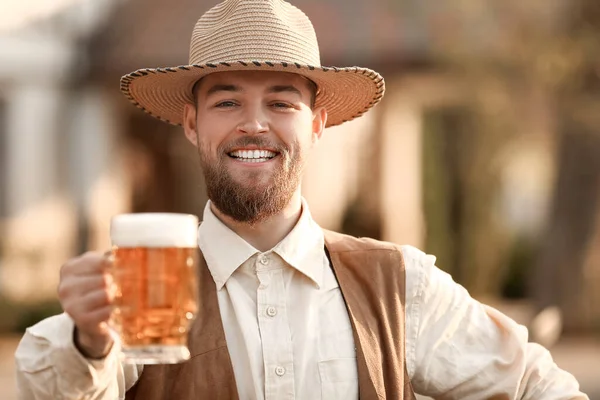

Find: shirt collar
<box><xmin>198</xmin><ymin>198</ymin><xmax>324</xmax><ymax>290</ymax></box>
<box><xmin>272</xmin><ymin>199</ymin><xmax>324</xmax><ymax>288</ymax></box>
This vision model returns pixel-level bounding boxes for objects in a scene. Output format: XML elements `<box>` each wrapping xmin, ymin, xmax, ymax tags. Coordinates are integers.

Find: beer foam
<box><xmin>110</xmin><ymin>213</ymin><xmax>199</xmax><ymax>248</ymax></box>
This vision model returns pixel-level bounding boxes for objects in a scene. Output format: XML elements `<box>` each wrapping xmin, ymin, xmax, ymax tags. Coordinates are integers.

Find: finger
<box><xmin>77</xmin><ymin>305</ymin><xmax>113</xmax><ymax>335</ymax></box>
<box><xmin>70</xmin><ymin>252</ymin><xmax>111</xmax><ymax>276</ymax></box>
<box><xmin>62</xmin><ymin>289</ymin><xmax>111</xmax><ymax>320</ymax></box>
<box><xmin>103</xmin><ymin>250</ymin><xmax>114</xmax><ymax>261</ymax></box>
<box><xmin>63</xmin><ymin>274</ymin><xmax>109</xmax><ymax>293</ymax></box>
<box><xmin>58</xmin><ymin>273</ymin><xmax>112</xmax><ymax>302</ymax></box>
<box><xmin>79</xmin><ymin>288</ymin><xmax>114</xmax><ymax>311</ymax></box>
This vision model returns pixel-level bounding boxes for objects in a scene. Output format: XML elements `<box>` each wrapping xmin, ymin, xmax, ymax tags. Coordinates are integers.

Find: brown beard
<box><xmin>198</xmin><ymin>136</ymin><xmax>303</xmax><ymax>224</ymax></box>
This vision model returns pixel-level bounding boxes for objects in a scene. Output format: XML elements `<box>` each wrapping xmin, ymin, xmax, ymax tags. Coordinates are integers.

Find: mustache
<box><xmin>220</xmin><ymin>136</ymin><xmax>288</xmax><ymax>154</ymax></box>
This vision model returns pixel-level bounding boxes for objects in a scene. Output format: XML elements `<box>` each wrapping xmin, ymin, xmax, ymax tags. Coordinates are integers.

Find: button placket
<box><xmin>256</xmin><ymin>263</ymin><xmax>295</xmax><ymax>399</ymax></box>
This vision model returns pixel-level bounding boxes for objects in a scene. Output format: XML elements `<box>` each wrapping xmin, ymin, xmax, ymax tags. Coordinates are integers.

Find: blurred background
<box><xmin>0</xmin><ymin>0</ymin><xmax>599</xmax><ymax>398</ymax></box>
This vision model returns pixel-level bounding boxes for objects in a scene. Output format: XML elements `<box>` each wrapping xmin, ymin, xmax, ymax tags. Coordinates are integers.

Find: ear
<box><xmin>311</xmin><ymin>107</ymin><xmax>327</xmax><ymax>144</ymax></box>
<box><xmin>183</xmin><ymin>103</ymin><xmax>199</xmax><ymax>146</ymax></box>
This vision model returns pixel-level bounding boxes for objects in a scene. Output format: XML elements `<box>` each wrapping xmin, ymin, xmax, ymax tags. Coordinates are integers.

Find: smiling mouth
<box><xmin>228</xmin><ymin>149</ymin><xmax>279</xmax><ymax>163</ymax></box>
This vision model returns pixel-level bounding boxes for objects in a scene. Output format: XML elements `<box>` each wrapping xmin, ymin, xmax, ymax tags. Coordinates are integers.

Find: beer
<box><xmin>110</xmin><ymin>213</ymin><xmax>199</xmax><ymax>364</ymax></box>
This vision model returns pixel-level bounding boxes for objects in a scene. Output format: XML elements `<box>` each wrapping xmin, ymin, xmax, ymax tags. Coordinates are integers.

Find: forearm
<box><xmin>518</xmin><ymin>341</ymin><xmax>588</xmax><ymax>400</ymax></box>
<box><xmin>15</xmin><ymin>313</ymin><xmax>141</xmax><ymax>400</ymax></box>
<box><xmin>403</xmin><ymin>246</ymin><xmax>588</xmax><ymax>399</ymax></box>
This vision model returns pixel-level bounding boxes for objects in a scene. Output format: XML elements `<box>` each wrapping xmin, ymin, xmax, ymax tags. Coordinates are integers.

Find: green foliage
<box><xmin>422</xmin><ymin>107</ymin><xmax>461</xmax><ymax>277</ymax></box>
<box><xmin>501</xmin><ymin>237</ymin><xmax>537</xmax><ymax>299</ymax></box>
<box><xmin>0</xmin><ymin>296</ymin><xmax>63</xmax><ymax>334</ymax></box>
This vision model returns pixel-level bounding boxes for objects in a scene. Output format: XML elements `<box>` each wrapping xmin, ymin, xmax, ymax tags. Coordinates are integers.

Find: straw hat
<box><xmin>120</xmin><ymin>0</ymin><xmax>385</xmax><ymax>128</ymax></box>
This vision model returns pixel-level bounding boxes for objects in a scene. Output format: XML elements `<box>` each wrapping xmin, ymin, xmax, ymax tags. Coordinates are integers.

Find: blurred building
<box><xmin>0</xmin><ymin>0</ymin><xmax>567</xmax><ymax>303</ymax></box>
<box><xmin>0</xmin><ymin>0</ymin><xmax>122</xmax><ymax>302</ymax></box>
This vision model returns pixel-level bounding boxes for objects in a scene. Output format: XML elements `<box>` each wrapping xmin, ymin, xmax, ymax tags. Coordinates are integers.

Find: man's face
<box><xmin>183</xmin><ymin>70</ymin><xmax>327</xmax><ymax>224</ymax></box>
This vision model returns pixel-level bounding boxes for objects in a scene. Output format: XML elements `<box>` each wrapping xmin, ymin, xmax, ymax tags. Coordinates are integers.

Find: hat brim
<box><xmin>120</xmin><ymin>61</ymin><xmax>385</xmax><ymax>128</ymax></box>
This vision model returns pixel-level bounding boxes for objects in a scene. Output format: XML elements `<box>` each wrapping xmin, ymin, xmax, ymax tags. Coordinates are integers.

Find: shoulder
<box><xmin>323</xmin><ymin>229</ymin><xmax>400</xmax><ymax>253</ymax></box>
<box><xmin>323</xmin><ymin>229</ymin><xmax>434</xmax><ymax>262</ymax></box>
<box><xmin>400</xmin><ymin>244</ymin><xmax>437</xmax><ymax>270</ymax></box>
<box><xmin>324</xmin><ymin>230</ymin><xmax>438</xmax><ymax>276</ymax></box>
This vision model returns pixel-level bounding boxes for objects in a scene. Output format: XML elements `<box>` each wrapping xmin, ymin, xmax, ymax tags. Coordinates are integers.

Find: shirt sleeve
<box><xmin>401</xmin><ymin>245</ymin><xmax>589</xmax><ymax>400</ymax></box>
<box><xmin>15</xmin><ymin>313</ymin><xmax>143</xmax><ymax>400</ymax></box>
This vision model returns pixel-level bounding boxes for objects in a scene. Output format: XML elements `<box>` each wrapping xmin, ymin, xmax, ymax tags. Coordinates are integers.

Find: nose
<box><xmin>236</xmin><ymin>105</ymin><xmax>269</xmax><ymax>135</ymax></box>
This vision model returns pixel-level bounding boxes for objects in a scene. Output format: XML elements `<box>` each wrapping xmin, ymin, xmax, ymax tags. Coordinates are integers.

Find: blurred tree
<box><xmin>424</xmin><ymin>0</ymin><xmax>600</xmax><ymax>334</ymax></box>
<box><xmin>422</xmin><ymin>85</ymin><xmax>514</xmax><ymax>297</ymax></box>
<box><xmin>529</xmin><ymin>0</ymin><xmax>600</xmax><ymax>334</ymax></box>
<box><xmin>422</xmin><ymin>67</ymin><xmax>518</xmax><ymax>298</ymax></box>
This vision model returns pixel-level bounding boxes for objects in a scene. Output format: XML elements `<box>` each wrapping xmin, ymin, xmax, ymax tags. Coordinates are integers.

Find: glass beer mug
<box><xmin>109</xmin><ymin>213</ymin><xmax>199</xmax><ymax>364</ymax></box>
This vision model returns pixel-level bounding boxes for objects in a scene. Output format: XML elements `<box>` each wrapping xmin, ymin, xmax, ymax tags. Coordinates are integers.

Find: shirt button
<box><xmin>266</xmin><ymin>306</ymin><xmax>277</xmax><ymax>317</ymax></box>
<box><xmin>275</xmin><ymin>366</ymin><xmax>286</xmax><ymax>376</ymax></box>
<box><xmin>259</xmin><ymin>255</ymin><xmax>269</xmax><ymax>265</ymax></box>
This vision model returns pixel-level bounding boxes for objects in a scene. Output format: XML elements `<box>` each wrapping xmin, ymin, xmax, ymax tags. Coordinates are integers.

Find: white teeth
<box><xmin>245</xmin><ymin>157</ymin><xmax>270</xmax><ymax>163</ymax></box>
<box><xmin>229</xmin><ymin>149</ymin><xmax>277</xmax><ymax>160</ymax></box>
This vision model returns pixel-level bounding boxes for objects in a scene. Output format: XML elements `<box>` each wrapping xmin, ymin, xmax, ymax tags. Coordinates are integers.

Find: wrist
<box><xmin>73</xmin><ymin>327</ymin><xmax>113</xmax><ymax>360</ymax></box>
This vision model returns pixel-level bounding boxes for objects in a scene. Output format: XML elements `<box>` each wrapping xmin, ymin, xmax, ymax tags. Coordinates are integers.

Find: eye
<box><xmin>270</xmin><ymin>102</ymin><xmax>294</xmax><ymax>109</ymax></box>
<box><xmin>215</xmin><ymin>101</ymin><xmax>238</xmax><ymax>108</ymax></box>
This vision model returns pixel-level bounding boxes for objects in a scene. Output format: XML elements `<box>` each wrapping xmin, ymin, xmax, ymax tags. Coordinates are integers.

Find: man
<box><xmin>15</xmin><ymin>0</ymin><xmax>588</xmax><ymax>399</ymax></box>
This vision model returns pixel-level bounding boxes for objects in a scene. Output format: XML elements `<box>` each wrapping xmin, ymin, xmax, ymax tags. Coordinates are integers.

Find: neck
<box><xmin>210</xmin><ymin>190</ymin><xmax>303</xmax><ymax>252</ymax></box>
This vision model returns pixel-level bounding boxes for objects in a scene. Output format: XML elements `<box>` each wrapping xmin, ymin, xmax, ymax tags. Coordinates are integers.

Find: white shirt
<box><xmin>15</xmin><ymin>200</ymin><xmax>588</xmax><ymax>399</ymax></box>
<box><xmin>200</xmin><ymin>200</ymin><xmax>357</xmax><ymax>400</ymax></box>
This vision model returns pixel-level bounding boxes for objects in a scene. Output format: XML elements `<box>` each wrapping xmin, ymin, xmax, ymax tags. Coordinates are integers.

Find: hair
<box><xmin>192</xmin><ymin>75</ymin><xmax>318</xmax><ymax>109</ymax></box>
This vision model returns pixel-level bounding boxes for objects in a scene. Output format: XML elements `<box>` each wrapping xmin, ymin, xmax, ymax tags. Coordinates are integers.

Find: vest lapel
<box><xmin>189</xmin><ymin>252</ymin><xmax>230</xmax><ymax>357</ymax></box>
<box><xmin>185</xmin><ymin>252</ymin><xmax>239</xmax><ymax>398</ymax></box>
<box><xmin>324</xmin><ymin>242</ymin><xmax>381</xmax><ymax>400</ymax></box>
<box><xmin>324</xmin><ymin>229</ymin><xmax>414</xmax><ymax>400</ymax></box>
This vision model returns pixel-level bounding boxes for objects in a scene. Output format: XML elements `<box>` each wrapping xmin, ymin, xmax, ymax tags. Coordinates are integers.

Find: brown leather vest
<box><xmin>125</xmin><ymin>230</ymin><xmax>416</xmax><ymax>399</ymax></box>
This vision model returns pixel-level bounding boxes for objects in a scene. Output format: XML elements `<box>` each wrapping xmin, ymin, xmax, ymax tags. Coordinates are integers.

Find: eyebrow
<box><xmin>204</xmin><ymin>83</ymin><xmax>303</xmax><ymax>98</ymax></box>
<box><xmin>205</xmin><ymin>84</ymin><xmax>242</xmax><ymax>96</ymax></box>
<box><xmin>267</xmin><ymin>85</ymin><xmax>302</xmax><ymax>97</ymax></box>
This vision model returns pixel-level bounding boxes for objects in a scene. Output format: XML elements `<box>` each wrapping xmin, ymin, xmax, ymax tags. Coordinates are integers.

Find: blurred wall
<box><xmin>0</xmin><ymin>0</ymin><xmax>124</xmax><ymax>303</ymax></box>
